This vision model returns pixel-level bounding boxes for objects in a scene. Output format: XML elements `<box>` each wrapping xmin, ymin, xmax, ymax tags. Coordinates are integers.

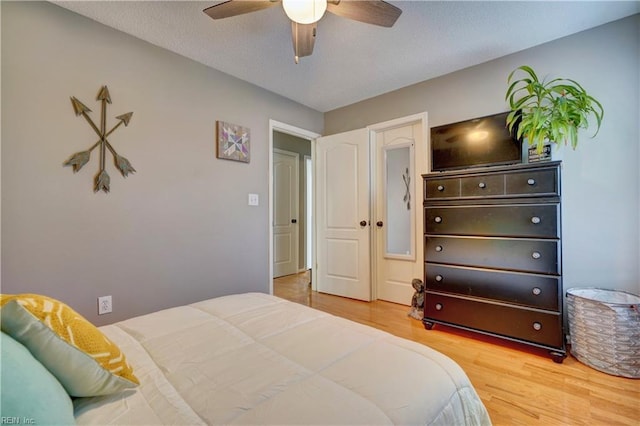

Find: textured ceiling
<box><xmin>53</xmin><ymin>1</ymin><xmax>639</xmax><ymax>112</ymax></box>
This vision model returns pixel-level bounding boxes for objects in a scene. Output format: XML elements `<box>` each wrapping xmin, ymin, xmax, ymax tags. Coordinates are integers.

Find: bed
<box><xmin>2</xmin><ymin>292</ymin><xmax>491</xmax><ymax>425</ymax></box>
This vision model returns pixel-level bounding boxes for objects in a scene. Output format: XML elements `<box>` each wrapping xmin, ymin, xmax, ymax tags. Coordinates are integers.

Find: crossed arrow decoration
<box><xmin>64</xmin><ymin>86</ymin><xmax>134</xmax><ymax>193</ymax></box>
<box><xmin>402</xmin><ymin>167</ymin><xmax>411</xmax><ymax>210</ymax></box>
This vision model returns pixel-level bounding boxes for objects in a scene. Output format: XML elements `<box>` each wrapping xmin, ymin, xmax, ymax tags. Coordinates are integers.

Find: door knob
<box><xmin>359</xmin><ymin>220</ymin><xmax>367</xmax><ymax>227</ymax></box>
<box><xmin>291</xmin><ymin>219</ymin><xmax>297</xmax><ymax>224</ymax></box>
<box><xmin>376</xmin><ymin>221</ymin><xmax>384</xmax><ymax>227</ymax></box>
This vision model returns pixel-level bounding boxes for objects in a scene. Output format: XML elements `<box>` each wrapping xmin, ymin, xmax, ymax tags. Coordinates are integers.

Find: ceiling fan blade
<box><xmin>327</xmin><ymin>0</ymin><xmax>402</xmax><ymax>27</ymax></box>
<box><xmin>291</xmin><ymin>22</ymin><xmax>317</xmax><ymax>63</ymax></box>
<box><xmin>203</xmin><ymin>0</ymin><xmax>280</xmax><ymax>20</ymax></box>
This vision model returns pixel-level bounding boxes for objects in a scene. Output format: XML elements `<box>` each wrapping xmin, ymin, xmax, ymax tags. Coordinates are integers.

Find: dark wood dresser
<box><xmin>422</xmin><ymin>161</ymin><xmax>566</xmax><ymax>362</ymax></box>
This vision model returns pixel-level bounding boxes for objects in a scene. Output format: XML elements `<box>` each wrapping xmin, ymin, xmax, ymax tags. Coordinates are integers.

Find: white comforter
<box><xmin>74</xmin><ymin>293</ymin><xmax>490</xmax><ymax>425</ymax></box>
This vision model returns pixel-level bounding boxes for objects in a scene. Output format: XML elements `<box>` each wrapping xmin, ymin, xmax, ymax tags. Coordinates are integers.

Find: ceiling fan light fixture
<box><xmin>283</xmin><ymin>0</ymin><xmax>327</xmax><ymax>24</ymax></box>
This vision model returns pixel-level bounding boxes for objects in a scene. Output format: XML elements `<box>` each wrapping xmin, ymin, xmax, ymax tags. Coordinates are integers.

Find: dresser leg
<box><xmin>550</xmin><ymin>351</ymin><xmax>566</xmax><ymax>364</ymax></box>
<box><xmin>423</xmin><ymin>320</ymin><xmax>434</xmax><ymax>330</ymax></box>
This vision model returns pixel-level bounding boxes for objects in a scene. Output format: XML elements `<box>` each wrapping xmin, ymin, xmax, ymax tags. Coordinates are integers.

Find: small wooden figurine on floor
<box><xmin>408</xmin><ymin>278</ymin><xmax>425</xmax><ymax>320</ymax></box>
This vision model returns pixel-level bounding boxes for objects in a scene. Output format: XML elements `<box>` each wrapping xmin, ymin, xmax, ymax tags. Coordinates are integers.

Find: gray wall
<box><xmin>1</xmin><ymin>1</ymin><xmax>323</xmax><ymax>325</ymax></box>
<box><xmin>273</xmin><ymin>131</ymin><xmax>312</xmax><ymax>271</ymax></box>
<box><xmin>326</xmin><ymin>15</ymin><xmax>640</xmax><ymax>296</ymax></box>
<box><xmin>2</xmin><ymin>2</ymin><xmax>638</xmax><ymax>331</ymax></box>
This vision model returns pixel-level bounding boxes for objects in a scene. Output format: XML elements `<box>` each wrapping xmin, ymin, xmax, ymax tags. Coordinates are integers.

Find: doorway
<box><xmin>269</xmin><ymin>120</ymin><xmax>321</xmax><ymax>294</ymax></box>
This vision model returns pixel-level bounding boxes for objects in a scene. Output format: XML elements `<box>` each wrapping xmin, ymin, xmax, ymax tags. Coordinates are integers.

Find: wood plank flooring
<box><xmin>274</xmin><ymin>271</ymin><xmax>640</xmax><ymax>425</ymax></box>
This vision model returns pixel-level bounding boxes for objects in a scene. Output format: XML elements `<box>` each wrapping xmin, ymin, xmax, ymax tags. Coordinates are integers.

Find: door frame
<box><xmin>269</xmin><ymin>120</ymin><xmax>321</xmax><ymax>294</ymax></box>
<box><xmin>367</xmin><ymin>112</ymin><xmax>429</xmax><ymax>300</ymax></box>
<box><xmin>304</xmin><ymin>154</ymin><xmax>313</xmax><ymax>270</ymax></box>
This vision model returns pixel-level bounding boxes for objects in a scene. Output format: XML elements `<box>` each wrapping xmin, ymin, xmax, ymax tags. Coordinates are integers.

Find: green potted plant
<box><xmin>505</xmin><ymin>65</ymin><xmax>604</xmax><ymax>154</ymax></box>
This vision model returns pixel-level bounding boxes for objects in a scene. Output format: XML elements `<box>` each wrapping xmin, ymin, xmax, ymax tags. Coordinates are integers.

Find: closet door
<box><xmin>315</xmin><ymin>129</ymin><xmax>371</xmax><ymax>301</ymax></box>
<box><xmin>373</xmin><ymin>122</ymin><xmax>423</xmax><ymax>305</ymax></box>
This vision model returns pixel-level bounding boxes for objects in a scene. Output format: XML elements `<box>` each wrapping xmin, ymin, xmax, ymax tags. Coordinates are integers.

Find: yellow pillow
<box><xmin>0</xmin><ymin>294</ymin><xmax>139</xmax><ymax>397</ymax></box>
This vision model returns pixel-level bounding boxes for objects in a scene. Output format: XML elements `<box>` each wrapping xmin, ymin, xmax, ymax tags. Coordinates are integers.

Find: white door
<box><xmin>273</xmin><ymin>149</ymin><xmax>299</xmax><ymax>278</ymax></box>
<box><xmin>315</xmin><ymin>129</ymin><xmax>371</xmax><ymax>301</ymax></box>
<box><xmin>373</xmin><ymin>120</ymin><xmax>426</xmax><ymax>305</ymax></box>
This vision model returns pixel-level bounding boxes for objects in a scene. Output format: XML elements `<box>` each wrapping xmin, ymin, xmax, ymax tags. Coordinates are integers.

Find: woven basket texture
<box><xmin>567</xmin><ymin>288</ymin><xmax>640</xmax><ymax>378</ymax></box>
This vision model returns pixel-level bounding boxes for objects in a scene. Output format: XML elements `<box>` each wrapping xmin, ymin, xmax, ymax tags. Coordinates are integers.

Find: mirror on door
<box><xmin>383</xmin><ymin>144</ymin><xmax>414</xmax><ymax>258</ymax></box>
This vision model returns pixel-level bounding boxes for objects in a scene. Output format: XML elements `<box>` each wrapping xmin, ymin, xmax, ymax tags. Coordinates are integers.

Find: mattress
<box><xmin>74</xmin><ymin>293</ymin><xmax>491</xmax><ymax>425</ymax></box>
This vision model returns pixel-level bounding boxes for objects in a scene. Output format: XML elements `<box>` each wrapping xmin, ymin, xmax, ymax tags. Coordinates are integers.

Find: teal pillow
<box><xmin>0</xmin><ymin>294</ymin><xmax>138</xmax><ymax>397</ymax></box>
<box><xmin>0</xmin><ymin>331</ymin><xmax>76</xmax><ymax>425</ymax></box>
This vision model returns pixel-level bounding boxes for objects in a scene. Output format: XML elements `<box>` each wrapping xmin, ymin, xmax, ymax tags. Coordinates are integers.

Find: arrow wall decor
<box><xmin>64</xmin><ymin>86</ymin><xmax>135</xmax><ymax>193</ymax></box>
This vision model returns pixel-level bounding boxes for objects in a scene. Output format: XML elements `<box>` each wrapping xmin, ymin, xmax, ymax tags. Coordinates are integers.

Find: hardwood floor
<box><xmin>274</xmin><ymin>271</ymin><xmax>640</xmax><ymax>425</ymax></box>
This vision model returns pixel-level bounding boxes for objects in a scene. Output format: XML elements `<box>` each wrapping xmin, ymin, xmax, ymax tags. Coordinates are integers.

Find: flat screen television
<box><xmin>431</xmin><ymin>111</ymin><xmax>522</xmax><ymax>172</ymax></box>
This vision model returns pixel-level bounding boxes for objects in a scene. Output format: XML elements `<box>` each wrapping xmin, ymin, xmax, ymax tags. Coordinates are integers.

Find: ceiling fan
<box><xmin>203</xmin><ymin>0</ymin><xmax>402</xmax><ymax>63</ymax></box>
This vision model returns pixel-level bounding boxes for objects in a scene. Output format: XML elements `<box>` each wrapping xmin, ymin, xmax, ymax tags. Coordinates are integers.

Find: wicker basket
<box><xmin>566</xmin><ymin>288</ymin><xmax>640</xmax><ymax>378</ymax></box>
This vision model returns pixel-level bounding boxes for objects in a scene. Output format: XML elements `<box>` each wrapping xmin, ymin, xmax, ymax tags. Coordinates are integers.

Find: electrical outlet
<box><xmin>98</xmin><ymin>295</ymin><xmax>112</xmax><ymax>315</ymax></box>
<box><xmin>248</xmin><ymin>193</ymin><xmax>259</xmax><ymax>206</ymax></box>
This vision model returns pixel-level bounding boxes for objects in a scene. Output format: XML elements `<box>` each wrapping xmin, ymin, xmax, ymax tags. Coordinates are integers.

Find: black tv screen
<box><xmin>431</xmin><ymin>111</ymin><xmax>522</xmax><ymax>171</ymax></box>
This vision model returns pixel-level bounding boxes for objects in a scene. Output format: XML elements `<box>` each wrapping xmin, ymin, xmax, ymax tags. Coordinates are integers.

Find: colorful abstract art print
<box><xmin>216</xmin><ymin>121</ymin><xmax>250</xmax><ymax>163</ymax></box>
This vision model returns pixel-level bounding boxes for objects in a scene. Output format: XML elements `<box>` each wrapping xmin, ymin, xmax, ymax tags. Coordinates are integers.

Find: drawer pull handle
<box><xmin>437</xmin><ymin>185</ymin><xmax>445</xmax><ymax>191</ymax></box>
<box><xmin>531</xmin><ymin>216</ymin><xmax>541</xmax><ymax>224</ymax></box>
<box><xmin>435</xmin><ymin>245</ymin><xmax>443</xmax><ymax>252</ymax></box>
<box><xmin>434</xmin><ymin>216</ymin><xmax>442</xmax><ymax>223</ymax></box>
<box><xmin>532</xmin><ymin>287</ymin><xmax>542</xmax><ymax>296</ymax></box>
<box><xmin>527</xmin><ymin>178</ymin><xmax>536</xmax><ymax>186</ymax></box>
<box><xmin>478</xmin><ymin>182</ymin><xmax>486</xmax><ymax>189</ymax></box>
<box><xmin>435</xmin><ymin>303</ymin><xmax>443</xmax><ymax>311</ymax></box>
<box><xmin>435</xmin><ymin>275</ymin><xmax>443</xmax><ymax>282</ymax></box>
<box><xmin>532</xmin><ymin>251</ymin><xmax>541</xmax><ymax>259</ymax></box>
<box><xmin>533</xmin><ymin>322</ymin><xmax>542</xmax><ymax>331</ymax></box>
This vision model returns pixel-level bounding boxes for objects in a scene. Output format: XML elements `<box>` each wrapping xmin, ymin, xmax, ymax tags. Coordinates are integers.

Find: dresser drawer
<box><xmin>425</xmin><ymin>236</ymin><xmax>560</xmax><ymax>274</ymax></box>
<box><xmin>460</xmin><ymin>174</ymin><xmax>504</xmax><ymax>197</ymax></box>
<box><xmin>426</xmin><ymin>204</ymin><xmax>560</xmax><ymax>238</ymax></box>
<box><xmin>506</xmin><ymin>168</ymin><xmax>559</xmax><ymax>196</ymax></box>
<box><xmin>425</xmin><ymin>263</ymin><xmax>560</xmax><ymax>310</ymax></box>
<box><xmin>425</xmin><ymin>178</ymin><xmax>460</xmax><ymax>199</ymax></box>
<box><xmin>424</xmin><ymin>292</ymin><xmax>563</xmax><ymax>348</ymax></box>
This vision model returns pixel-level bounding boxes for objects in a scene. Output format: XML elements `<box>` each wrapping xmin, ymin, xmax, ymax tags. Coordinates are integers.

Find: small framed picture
<box><xmin>216</xmin><ymin>120</ymin><xmax>250</xmax><ymax>163</ymax></box>
<box><xmin>528</xmin><ymin>144</ymin><xmax>552</xmax><ymax>163</ymax></box>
